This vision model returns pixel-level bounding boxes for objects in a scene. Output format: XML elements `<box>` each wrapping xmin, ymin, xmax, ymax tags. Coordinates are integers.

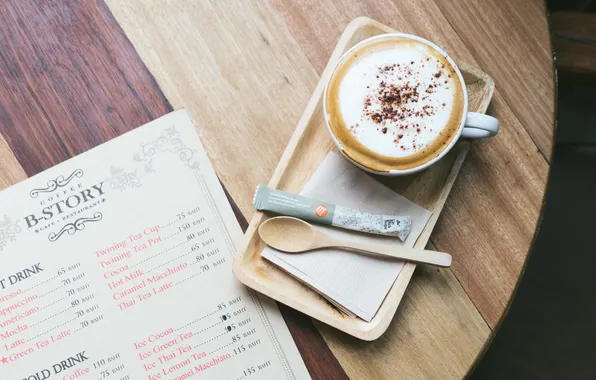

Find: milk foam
<box><xmin>338</xmin><ymin>45</ymin><xmax>459</xmax><ymax>158</ymax></box>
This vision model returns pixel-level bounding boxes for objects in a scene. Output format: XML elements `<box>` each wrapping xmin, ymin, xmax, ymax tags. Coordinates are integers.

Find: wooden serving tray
<box><xmin>233</xmin><ymin>17</ymin><xmax>495</xmax><ymax>340</ymax></box>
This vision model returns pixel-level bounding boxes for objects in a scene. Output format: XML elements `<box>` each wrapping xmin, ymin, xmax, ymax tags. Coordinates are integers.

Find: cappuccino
<box><xmin>325</xmin><ymin>36</ymin><xmax>465</xmax><ymax>172</ymax></box>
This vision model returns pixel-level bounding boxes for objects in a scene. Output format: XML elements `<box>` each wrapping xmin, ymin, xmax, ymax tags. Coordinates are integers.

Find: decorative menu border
<box><xmin>48</xmin><ymin>212</ymin><xmax>103</xmax><ymax>242</ymax></box>
<box><xmin>133</xmin><ymin>126</ymin><xmax>200</xmax><ymax>171</ymax></box>
<box><xmin>29</xmin><ymin>169</ymin><xmax>84</xmax><ymax>198</ymax></box>
<box><xmin>0</xmin><ymin>216</ymin><xmax>21</xmax><ymax>251</ymax></box>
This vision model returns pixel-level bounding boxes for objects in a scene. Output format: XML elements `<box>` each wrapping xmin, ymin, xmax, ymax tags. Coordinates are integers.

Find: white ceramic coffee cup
<box><xmin>324</xmin><ymin>33</ymin><xmax>499</xmax><ymax>176</ymax></box>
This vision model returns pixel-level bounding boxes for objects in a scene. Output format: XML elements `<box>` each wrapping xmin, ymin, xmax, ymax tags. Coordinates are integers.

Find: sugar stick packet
<box><xmin>253</xmin><ymin>185</ymin><xmax>411</xmax><ymax>241</ymax></box>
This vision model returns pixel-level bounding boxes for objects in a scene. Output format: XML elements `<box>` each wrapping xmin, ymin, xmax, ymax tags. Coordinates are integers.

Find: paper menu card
<box><xmin>261</xmin><ymin>153</ymin><xmax>432</xmax><ymax>322</ymax></box>
<box><xmin>0</xmin><ymin>110</ymin><xmax>310</xmax><ymax>380</ymax></box>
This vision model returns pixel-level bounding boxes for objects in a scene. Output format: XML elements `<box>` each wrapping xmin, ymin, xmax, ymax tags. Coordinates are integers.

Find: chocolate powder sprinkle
<box><xmin>371</xmin><ymin>113</ymin><xmax>382</xmax><ymax>123</ymax></box>
<box><xmin>358</xmin><ymin>61</ymin><xmax>451</xmax><ymax>146</ymax></box>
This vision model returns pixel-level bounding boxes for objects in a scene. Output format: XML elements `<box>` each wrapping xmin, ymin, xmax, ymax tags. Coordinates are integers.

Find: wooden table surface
<box><xmin>0</xmin><ymin>1</ymin><xmax>554</xmax><ymax>379</ymax></box>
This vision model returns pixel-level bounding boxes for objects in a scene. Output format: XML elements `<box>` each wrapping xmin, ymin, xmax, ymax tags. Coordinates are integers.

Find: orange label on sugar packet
<box><xmin>315</xmin><ymin>205</ymin><xmax>328</xmax><ymax>217</ymax></box>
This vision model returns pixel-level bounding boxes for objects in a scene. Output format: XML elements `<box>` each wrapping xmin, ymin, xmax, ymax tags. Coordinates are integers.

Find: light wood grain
<box><xmin>234</xmin><ymin>17</ymin><xmax>495</xmax><ymax>341</ymax></box>
<box><xmin>431</xmin><ymin>93</ymin><xmax>548</xmax><ymax>326</ymax></box>
<box><xmin>105</xmin><ymin>0</ymin><xmax>319</xmax><ymax>220</ymax></box>
<box><xmin>431</xmin><ymin>0</ymin><xmax>555</xmax><ymax>158</ymax></box>
<box><xmin>105</xmin><ymin>0</ymin><xmax>552</xmax><ymax>377</ymax></box>
<box><xmin>271</xmin><ymin>0</ymin><xmax>554</xmax><ymax>157</ymax></box>
<box><xmin>269</xmin><ymin>0</ymin><xmax>550</xmax><ymax>329</ymax></box>
<box><xmin>0</xmin><ymin>135</ymin><xmax>27</xmax><ymax>189</ymax></box>
<box><xmin>317</xmin><ymin>241</ymin><xmax>490</xmax><ymax>380</ymax></box>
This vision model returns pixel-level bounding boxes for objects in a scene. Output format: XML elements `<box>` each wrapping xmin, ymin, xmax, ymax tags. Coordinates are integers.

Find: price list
<box><xmin>0</xmin><ymin>262</ymin><xmax>103</xmax><ymax>360</ymax></box>
<box><xmin>0</xmin><ymin>110</ymin><xmax>309</xmax><ymax>379</ymax></box>
<box><xmin>91</xmin><ymin>204</ymin><xmax>287</xmax><ymax>379</ymax></box>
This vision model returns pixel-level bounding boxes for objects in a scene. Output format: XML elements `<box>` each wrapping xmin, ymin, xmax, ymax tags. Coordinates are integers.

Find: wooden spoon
<box><xmin>259</xmin><ymin>216</ymin><xmax>451</xmax><ymax>268</ymax></box>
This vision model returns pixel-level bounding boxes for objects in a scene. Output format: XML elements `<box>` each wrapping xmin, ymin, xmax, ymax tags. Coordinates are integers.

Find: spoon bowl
<box><xmin>258</xmin><ymin>216</ymin><xmax>316</xmax><ymax>252</ymax></box>
<box><xmin>258</xmin><ymin>216</ymin><xmax>452</xmax><ymax>267</ymax></box>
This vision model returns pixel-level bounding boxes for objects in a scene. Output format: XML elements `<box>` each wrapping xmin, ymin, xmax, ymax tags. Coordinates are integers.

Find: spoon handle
<box><xmin>332</xmin><ymin>239</ymin><xmax>452</xmax><ymax>268</ymax></box>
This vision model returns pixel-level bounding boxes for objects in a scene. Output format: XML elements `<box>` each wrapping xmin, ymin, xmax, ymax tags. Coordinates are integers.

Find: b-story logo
<box><xmin>23</xmin><ymin>169</ymin><xmax>108</xmax><ymax>242</ymax></box>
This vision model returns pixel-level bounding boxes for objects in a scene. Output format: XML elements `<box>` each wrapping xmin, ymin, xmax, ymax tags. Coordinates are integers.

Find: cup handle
<box><xmin>461</xmin><ymin>112</ymin><xmax>499</xmax><ymax>139</ymax></box>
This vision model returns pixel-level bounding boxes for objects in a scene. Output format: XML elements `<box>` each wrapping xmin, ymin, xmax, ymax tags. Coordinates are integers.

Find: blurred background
<box><xmin>470</xmin><ymin>1</ymin><xmax>596</xmax><ymax>379</ymax></box>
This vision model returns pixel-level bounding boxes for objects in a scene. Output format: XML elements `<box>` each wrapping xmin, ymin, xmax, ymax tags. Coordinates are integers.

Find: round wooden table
<box><xmin>0</xmin><ymin>1</ymin><xmax>554</xmax><ymax>379</ymax></box>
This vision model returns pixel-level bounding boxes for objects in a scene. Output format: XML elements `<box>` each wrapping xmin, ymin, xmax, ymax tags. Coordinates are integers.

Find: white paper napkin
<box><xmin>261</xmin><ymin>152</ymin><xmax>432</xmax><ymax>321</ymax></box>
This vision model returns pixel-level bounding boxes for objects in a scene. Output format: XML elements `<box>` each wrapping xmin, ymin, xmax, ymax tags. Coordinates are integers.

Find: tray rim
<box><xmin>233</xmin><ymin>16</ymin><xmax>495</xmax><ymax>340</ymax></box>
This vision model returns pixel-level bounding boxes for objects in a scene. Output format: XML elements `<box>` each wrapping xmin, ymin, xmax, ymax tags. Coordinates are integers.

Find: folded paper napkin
<box><xmin>261</xmin><ymin>152</ymin><xmax>432</xmax><ymax>321</ymax></box>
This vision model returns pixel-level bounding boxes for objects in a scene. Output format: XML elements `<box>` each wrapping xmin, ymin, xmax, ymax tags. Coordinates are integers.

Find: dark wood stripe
<box><xmin>0</xmin><ymin>0</ymin><xmax>171</xmax><ymax>175</ymax></box>
<box><xmin>0</xmin><ymin>1</ymin><xmax>345</xmax><ymax>378</ymax></box>
<box><xmin>279</xmin><ymin>305</ymin><xmax>351</xmax><ymax>380</ymax></box>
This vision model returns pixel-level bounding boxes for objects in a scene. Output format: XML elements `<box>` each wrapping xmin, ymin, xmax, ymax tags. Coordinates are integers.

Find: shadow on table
<box><xmin>469</xmin><ymin>3</ymin><xmax>596</xmax><ymax>379</ymax></box>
